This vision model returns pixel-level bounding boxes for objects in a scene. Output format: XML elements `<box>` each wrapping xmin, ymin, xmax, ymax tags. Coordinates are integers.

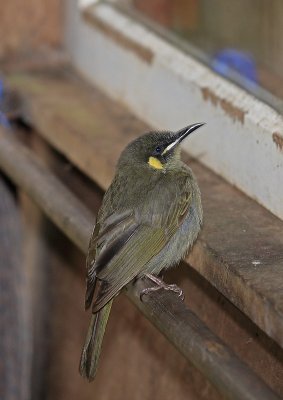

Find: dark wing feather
<box><xmin>92</xmin><ymin>225</ymin><xmax>171</xmax><ymax>312</ymax></box>
<box><xmin>85</xmin><ymin>211</ymin><xmax>136</xmax><ymax>309</ymax></box>
<box><xmin>85</xmin><ymin>221</ymin><xmax>100</xmax><ymax>309</ymax></box>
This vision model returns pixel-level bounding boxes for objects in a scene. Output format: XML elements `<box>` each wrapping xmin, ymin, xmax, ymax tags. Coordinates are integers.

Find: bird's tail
<box><xmin>79</xmin><ymin>300</ymin><xmax>113</xmax><ymax>380</ymax></box>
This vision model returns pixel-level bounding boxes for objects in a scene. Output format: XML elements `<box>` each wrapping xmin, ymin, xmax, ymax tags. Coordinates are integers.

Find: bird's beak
<box><xmin>162</xmin><ymin>123</ymin><xmax>205</xmax><ymax>155</ymax></box>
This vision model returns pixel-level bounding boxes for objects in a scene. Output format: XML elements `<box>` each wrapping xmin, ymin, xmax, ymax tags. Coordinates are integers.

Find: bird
<box><xmin>79</xmin><ymin>123</ymin><xmax>204</xmax><ymax>380</ymax></box>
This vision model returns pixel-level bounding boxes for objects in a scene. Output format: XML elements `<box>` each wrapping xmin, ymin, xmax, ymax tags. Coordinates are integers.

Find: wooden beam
<box><xmin>6</xmin><ymin>70</ymin><xmax>283</xmax><ymax>348</ymax></box>
<box><xmin>0</xmin><ymin>129</ymin><xmax>93</xmax><ymax>254</ymax></box>
<box><xmin>0</xmin><ymin>128</ymin><xmax>281</xmax><ymax>400</ymax></box>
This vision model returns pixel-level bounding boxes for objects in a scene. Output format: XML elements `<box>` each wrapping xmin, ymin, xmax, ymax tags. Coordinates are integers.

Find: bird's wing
<box><xmin>85</xmin><ymin>220</ymin><xmax>100</xmax><ymax>310</ymax></box>
<box><xmin>86</xmin><ymin>177</ymin><xmax>192</xmax><ymax>313</ymax></box>
<box><xmin>85</xmin><ymin>210</ymin><xmax>134</xmax><ymax>309</ymax></box>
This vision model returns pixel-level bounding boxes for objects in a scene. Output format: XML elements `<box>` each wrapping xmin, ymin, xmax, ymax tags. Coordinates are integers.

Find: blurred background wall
<box><xmin>0</xmin><ymin>0</ymin><xmax>63</xmax><ymax>59</ymax></box>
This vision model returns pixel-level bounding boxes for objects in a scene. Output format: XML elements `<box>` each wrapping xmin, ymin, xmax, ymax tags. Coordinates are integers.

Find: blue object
<box><xmin>0</xmin><ymin>79</ymin><xmax>11</xmax><ymax>129</ymax></box>
<box><xmin>212</xmin><ymin>49</ymin><xmax>258</xmax><ymax>90</ymax></box>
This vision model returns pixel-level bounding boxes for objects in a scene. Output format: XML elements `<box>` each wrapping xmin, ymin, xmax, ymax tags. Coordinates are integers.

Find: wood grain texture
<box><xmin>6</xmin><ymin>69</ymin><xmax>283</xmax><ymax>349</ymax></box>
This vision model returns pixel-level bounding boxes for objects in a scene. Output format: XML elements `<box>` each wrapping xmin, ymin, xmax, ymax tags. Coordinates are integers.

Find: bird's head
<box><xmin>118</xmin><ymin>123</ymin><xmax>205</xmax><ymax>172</ymax></box>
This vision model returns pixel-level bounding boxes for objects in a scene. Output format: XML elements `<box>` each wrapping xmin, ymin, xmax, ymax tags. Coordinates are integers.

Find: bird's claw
<box><xmin>140</xmin><ymin>274</ymin><xmax>185</xmax><ymax>302</ymax></box>
<box><xmin>165</xmin><ymin>283</ymin><xmax>185</xmax><ymax>301</ymax></box>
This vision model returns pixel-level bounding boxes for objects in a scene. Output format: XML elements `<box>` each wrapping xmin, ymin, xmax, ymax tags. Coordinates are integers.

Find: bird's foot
<box><xmin>140</xmin><ymin>273</ymin><xmax>185</xmax><ymax>301</ymax></box>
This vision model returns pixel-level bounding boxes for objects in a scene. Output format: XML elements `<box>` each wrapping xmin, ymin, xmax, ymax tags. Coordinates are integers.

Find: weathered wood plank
<box><xmin>6</xmin><ymin>70</ymin><xmax>283</xmax><ymax>348</ymax></box>
<box><xmin>0</xmin><ymin>128</ymin><xmax>280</xmax><ymax>400</ymax></box>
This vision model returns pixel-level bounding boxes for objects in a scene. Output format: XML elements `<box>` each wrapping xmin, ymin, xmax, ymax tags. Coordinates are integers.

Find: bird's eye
<box><xmin>155</xmin><ymin>146</ymin><xmax>161</xmax><ymax>153</ymax></box>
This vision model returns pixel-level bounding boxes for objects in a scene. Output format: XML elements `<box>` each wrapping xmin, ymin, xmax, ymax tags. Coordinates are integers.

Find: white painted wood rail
<box><xmin>65</xmin><ymin>0</ymin><xmax>283</xmax><ymax>220</ymax></box>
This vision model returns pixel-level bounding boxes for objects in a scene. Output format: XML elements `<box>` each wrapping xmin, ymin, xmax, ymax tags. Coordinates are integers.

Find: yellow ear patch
<box><xmin>148</xmin><ymin>156</ymin><xmax>163</xmax><ymax>170</ymax></box>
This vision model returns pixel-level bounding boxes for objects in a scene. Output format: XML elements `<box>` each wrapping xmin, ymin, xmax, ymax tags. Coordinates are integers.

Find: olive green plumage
<box><xmin>79</xmin><ymin>123</ymin><xmax>204</xmax><ymax>380</ymax></box>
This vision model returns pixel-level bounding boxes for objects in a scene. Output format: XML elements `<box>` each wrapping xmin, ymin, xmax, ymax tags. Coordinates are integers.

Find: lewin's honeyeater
<box><xmin>79</xmin><ymin>123</ymin><xmax>204</xmax><ymax>380</ymax></box>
